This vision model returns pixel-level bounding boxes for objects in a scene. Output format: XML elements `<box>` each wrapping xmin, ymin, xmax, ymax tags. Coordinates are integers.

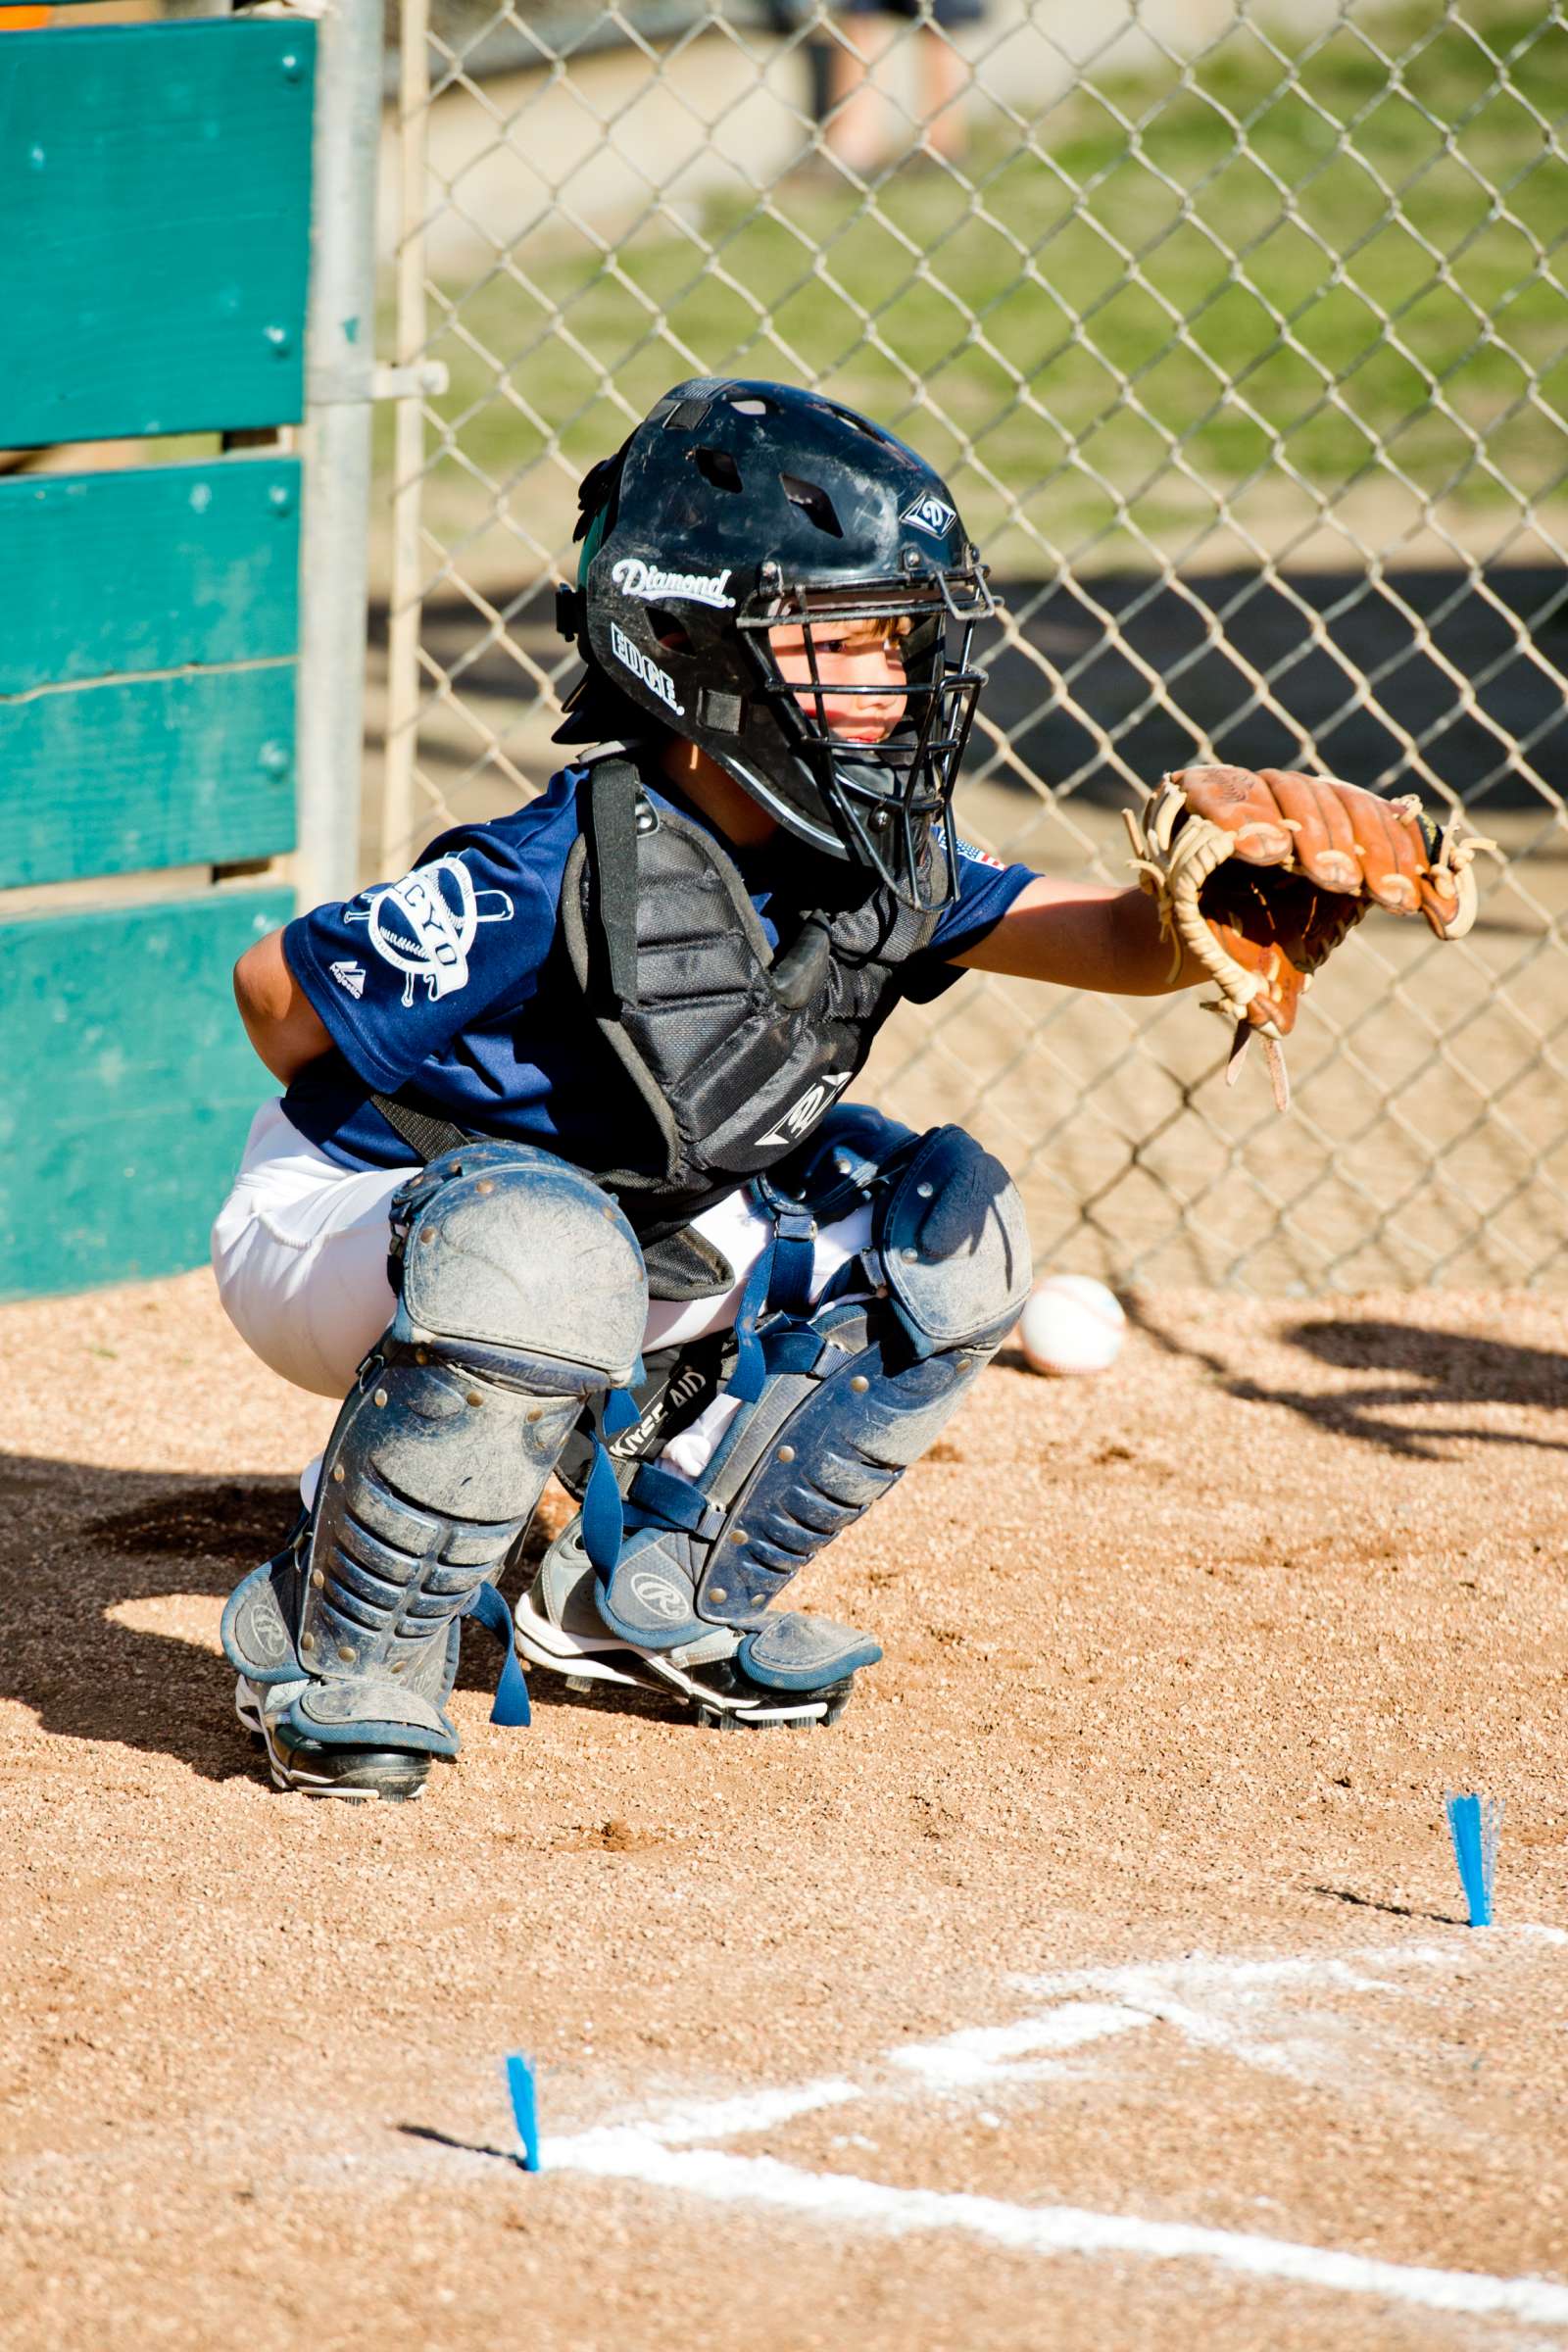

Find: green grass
<box><xmin>411</xmin><ymin>1</ymin><xmax>1568</xmax><ymax>571</ymax></box>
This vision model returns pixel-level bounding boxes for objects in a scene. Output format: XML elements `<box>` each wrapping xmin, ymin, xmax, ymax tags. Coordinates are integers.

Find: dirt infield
<box><xmin>3</xmin><ymin>1272</ymin><xmax>1567</xmax><ymax>2351</ymax></box>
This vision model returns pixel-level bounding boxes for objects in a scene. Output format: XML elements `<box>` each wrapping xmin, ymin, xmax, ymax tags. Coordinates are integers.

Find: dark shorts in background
<box><xmin>841</xmin><ymin>0</ymin><xmax>987</xmax><ymax>26</ymax></box>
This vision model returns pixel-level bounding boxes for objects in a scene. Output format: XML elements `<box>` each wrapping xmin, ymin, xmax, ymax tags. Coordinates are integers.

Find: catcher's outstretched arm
<box><xmin>951</xmin><ymin>875</ymin><xmax>1209</xmax><ymax>994</ymax></box>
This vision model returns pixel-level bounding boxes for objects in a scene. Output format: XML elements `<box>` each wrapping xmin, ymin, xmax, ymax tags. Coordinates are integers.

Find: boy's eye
<box><xmin>809</xmin><ymin>634</ymin><xmax>904</xmax><ymax>660</ymax></box>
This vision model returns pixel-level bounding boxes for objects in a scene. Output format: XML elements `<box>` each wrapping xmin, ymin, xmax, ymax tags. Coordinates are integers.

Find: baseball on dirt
<box><xmin>1017</xmin><ymin>1274</ymin><xmax>1126</xmax><ymax>1377</ymax></box>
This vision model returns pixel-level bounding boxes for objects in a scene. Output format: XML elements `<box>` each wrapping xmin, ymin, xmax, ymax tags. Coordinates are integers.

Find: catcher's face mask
<box><xmin>742</xmin><ymin>573</ymin><xmax>990</xmax><ymax>912</ymax></box>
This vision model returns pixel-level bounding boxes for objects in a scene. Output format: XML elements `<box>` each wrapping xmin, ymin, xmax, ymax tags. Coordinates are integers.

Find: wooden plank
<box><xmin>0</xmin><ymin>21</ymin><xmax>315</xmax><ymax>447</ymax></box>
<box><xmin>0</xmin><ymin>459</ymin><xmax>300</xmax><ymax>695</ymax></box>
<box><xmin>0</xmin><ymin>666</ymin><xmax>297</xmax><ymax>889</ymax></box>
<box><xmin>0</xmin><ymin>887</ymin><xmax>294</xmax><ymax>1300</ymax></box>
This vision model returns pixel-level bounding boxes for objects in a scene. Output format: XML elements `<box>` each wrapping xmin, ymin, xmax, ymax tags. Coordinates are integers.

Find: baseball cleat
<box><xmin>512</xmin><ymin>1573</ymin><xmax>857</xmax><ymax>1731</ymax></box>
<box><xmin>233</xmin><ymin>1678</ymin><xmax>434</xmax><ymax>1801</ymax></box>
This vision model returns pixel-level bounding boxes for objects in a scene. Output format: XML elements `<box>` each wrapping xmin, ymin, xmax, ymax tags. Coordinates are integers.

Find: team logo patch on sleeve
<box><xmin>343</xmin><ymin>855</ymin><xmax>514</xmax><ymax>1008</ymax></box>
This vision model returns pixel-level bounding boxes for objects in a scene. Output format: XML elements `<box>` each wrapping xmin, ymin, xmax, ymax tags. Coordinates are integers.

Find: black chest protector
<box><xmin>560</xmin><ymin>758</ymin><xmax>944</xmax><ymax>1241</ymax></box>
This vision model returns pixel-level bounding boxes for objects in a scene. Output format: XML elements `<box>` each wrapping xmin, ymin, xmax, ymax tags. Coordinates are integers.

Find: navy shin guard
<box><xmin>223</xmin><ymin>1143</ymin><xmax>646</xmax><ymax>1784</ymax></box>
<box><xmin>517</xmin><ymin>1113</ymin><xmax>1030</xmax><ymax>1722</ymax></box>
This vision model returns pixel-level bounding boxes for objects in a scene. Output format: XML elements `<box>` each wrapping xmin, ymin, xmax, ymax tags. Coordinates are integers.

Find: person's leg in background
<box><xmin>824</xmin><ymin>1</ymin><xmax>902</xmax><ymax>173</ymax></box>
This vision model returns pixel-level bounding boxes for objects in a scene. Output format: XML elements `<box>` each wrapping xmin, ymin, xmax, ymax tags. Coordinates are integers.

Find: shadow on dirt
<box><xmin>0</xmin><ymin>1455</ymin><xmax>571</xmax><ymax>1783</ymax></box>
<box><xmin>1123</xmin><ymin>1303</ymin><xmax>1568</xmax><ymax>1460</ymax></box>
<box><xmin>396</xmin><ymin>2122</ymin><xmax>518</xmax><ymax>2168</ymax></box>
<box><xmin>1235</xmin><ymin>1318</ymin><xmax>1568</xmax><ymax>1460</ymax></box>
<box><xmin>1311</xmin><ymin>1883</ymin><xmax>1462</xmax><ymax>1928</ymax></box>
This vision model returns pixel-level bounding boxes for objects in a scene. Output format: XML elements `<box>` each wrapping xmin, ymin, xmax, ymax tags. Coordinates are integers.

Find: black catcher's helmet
<box><xmin>554</xmin><ymin>378</ymin><xmax>997</xmax><ymax>910</ymax></box>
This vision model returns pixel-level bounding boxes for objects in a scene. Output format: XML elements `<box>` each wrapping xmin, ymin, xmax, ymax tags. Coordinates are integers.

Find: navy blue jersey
<box><xmin>281</xmin><ymin>764</ymin><xmax>1036</xmax><ymax>1173</ymax></box>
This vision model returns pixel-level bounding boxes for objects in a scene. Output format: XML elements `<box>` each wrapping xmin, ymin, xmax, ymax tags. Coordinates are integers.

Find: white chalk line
<box><xmin>637</xmin><ymin>2079</ymin><xmax>864</xmax><ymax>2146</ymax></box>
<box><xmin>887</xmin><ymin>2000</ymin><xmax>1153</xmax><ymax>2090</ymax></box>
<box><xmin>998</xmin><ymin>1929</ymin><xmax>1568</xmax><ymax>2100</ymax></box>
<box><xmin>537</xmin><ymin>1928</ymin><xmax>1568</xmax><ymax>2328</ymax></box>
<box><xmin>540</xmin><ymin>2132</ymin><xmax>1568</xmax><ymax>2328</ymax></box>
<box><xmin>9</xmin><ymin>1936</ymin><xmax>1552</xmax><ymax>2328</ymax></box>
<box><xmin>1009</xmin><ymin>1925</ymin><xmax>1568</xmax><ymax>2008</ymax></box>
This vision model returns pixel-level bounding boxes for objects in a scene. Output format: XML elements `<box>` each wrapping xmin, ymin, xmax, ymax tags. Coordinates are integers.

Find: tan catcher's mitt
<box><xmin>1124</xmin><ymin>764</ymin><xmax>1491</xmax><ymax>1109</ymax></box>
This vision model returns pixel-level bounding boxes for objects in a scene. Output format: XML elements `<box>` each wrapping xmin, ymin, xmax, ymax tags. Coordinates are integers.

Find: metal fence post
<box><xmin>295</xmin><ymin>0</ymin><xmax>384</xmax><ymax>907</ymax></box>
<box><xmin>381</xmin><ymin>0</ymin><xmax>430</xmax><ymax>880</ymax></box>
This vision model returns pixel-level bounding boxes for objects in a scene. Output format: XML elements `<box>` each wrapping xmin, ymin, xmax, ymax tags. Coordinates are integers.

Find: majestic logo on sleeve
<box><xmin>612</xmin><ymin>558</ymin><xmax>735</xmax><ymax>610</ymax></box>
<box><xmin>344</xmin><ymin>856</ymin><xmax>514</xmax><ymax>1008</ymax></box>
<box><xmin>755</xmin><ymin>1070</ymin><xmax>851</xmax><ymax>1151</ymax></box>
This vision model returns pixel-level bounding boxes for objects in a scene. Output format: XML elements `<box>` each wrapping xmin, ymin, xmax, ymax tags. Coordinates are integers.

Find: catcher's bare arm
<box><xmin>951</xmin><ymin>875</ymin><xmax>1205</xmax><ymax>993</ymax></box>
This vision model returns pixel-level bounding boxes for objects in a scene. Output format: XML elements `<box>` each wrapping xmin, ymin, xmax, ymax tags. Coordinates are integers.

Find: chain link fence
<box><xmin>373</xmin><ymin>0</ymin><xmax>1568</xmax><ymax>1291</ymax></box>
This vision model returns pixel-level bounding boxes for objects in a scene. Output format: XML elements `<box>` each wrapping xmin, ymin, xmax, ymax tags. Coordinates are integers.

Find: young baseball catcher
<box><xmin>212</xmin><ymin>377</ymin><xmax>1485</xmax><ymax>1799</ymax></box>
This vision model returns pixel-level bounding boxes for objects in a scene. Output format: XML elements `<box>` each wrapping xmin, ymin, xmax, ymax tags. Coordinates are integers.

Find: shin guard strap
<box><xmin>581</xmin><ymin>1377</ymin><xmax>644</xmax><ymax>1580</ymax></box>
<box><xmin>465</xmin><ymin>1581</ymin><xmax>532</xmax><ymax>1728</ymax></box>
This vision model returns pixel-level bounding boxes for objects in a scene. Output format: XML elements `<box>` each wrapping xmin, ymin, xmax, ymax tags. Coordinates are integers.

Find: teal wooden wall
<box><xmin>0</xmin><ymin>21</ymin><xmax>314</xmax><ymax>446</ymax></box>
<box><xmin>0</xmin><ymin>892</ymin><xmax>295</xmax><ymax>1300</ymax></box>
<box><xmin>0</xmin><ymin>459</ymin><xmax>302</xmax><ymax>696</ymax></box>
<box><xmin>0</xmin><ymin>18</ymin><xmax>316</xmax><ymax>1302</ymax></box>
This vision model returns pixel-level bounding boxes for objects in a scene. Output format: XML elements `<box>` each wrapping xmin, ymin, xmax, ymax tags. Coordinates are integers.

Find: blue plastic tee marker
<box><xmin>506</xmin><ymin>2053</ymin><xmax>541</xmax><ymax>2173</ymax></box>
<box><xmin>1446</xmin><ymin>1791</ymin><xmax>1502</xmax><ymax>1928</ymax></box>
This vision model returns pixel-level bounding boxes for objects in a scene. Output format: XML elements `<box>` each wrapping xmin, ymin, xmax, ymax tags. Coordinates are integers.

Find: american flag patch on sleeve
<box><xmin>934</xmin><ymin>820</ymin><xmax>1005</xmax><ymax>872</ymax></box>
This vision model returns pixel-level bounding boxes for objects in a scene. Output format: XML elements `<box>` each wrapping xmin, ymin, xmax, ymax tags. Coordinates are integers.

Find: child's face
<box><xmin>766</xmin><ymin>613</ymin><xmax>910</xmax><ymax>745</ymax></box>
